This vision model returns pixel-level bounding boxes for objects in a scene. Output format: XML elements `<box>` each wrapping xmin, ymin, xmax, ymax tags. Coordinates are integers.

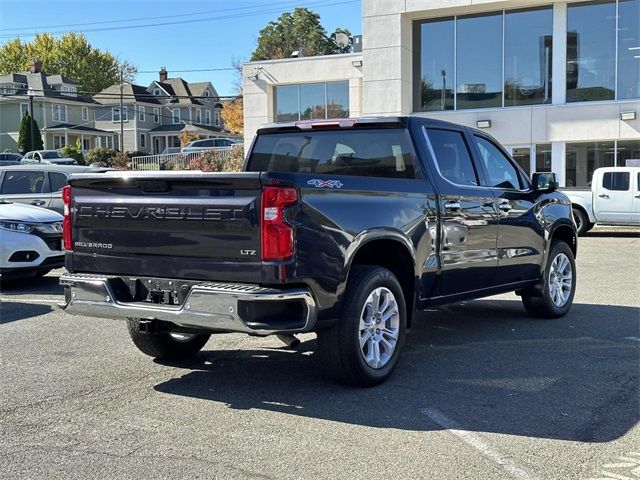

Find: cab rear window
<box><xmin>247</xmin><ymin>129</ymin><xmax>418</xmax><ymax>179</ymax></box>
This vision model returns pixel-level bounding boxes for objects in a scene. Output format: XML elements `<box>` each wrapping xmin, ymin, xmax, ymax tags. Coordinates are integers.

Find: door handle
<box><xmin>497</xmin><ymin>203</ymin><xmax>513</xmax><ymax>211</ymax></box>
<box><xmin>634</xmin><ymin>194</ymin><xmax>640</xmax><ymax>199</ymax></box>
<box><xmin>444</xmin><ymin>202</ymin><xmax>461</xmax><ymax>211</ymax></box>
<box><xmin>598</xmin><ymin>194</ymin><xmax>610</xmax><ymax>199</ymax></box>
<box><xmin>30</xmin><ymin>200</ymin><xmax>46</xmax><ymax>206</ymax></box>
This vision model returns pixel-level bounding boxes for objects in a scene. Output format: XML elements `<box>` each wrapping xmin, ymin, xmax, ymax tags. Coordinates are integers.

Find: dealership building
<box><xmin>243</xmin><ymin>0</ymin><xmax>639</xmax><ymax>187</ymax></box>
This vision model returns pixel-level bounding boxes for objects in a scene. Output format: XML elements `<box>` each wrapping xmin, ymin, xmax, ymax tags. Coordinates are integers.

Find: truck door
<box><xmin>421</xmin><ymin>125</ymin><xmax>500</xmax><ymax>297</ymax></box>
<box><xmin>594</xmin><ymin>170</ymin><xmax>632</xmax><ymax>223</ymax></box>
<box><xmin>470</xmin><ymin>134</ymin><xmax>544</xmax><ymax>284</ymax></box>
<box><xmin>632</xmin><ymin>171</ymin><xmax>640</xmax><ymax>225</ymax></box>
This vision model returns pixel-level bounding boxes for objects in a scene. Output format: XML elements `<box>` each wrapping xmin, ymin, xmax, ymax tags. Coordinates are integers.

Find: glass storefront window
<box><xmin>274</xmin><ymin>85</ymin><xmax>299</xmax><ymax>122</ymax></box>
<box><xmin>617</xmin><ymin>140</ymin><xmax>640</xmax><ymax>166</ymax></box>
<box><xmin>618</xmin><ymin>0</ymin><xmax>640</xmax><ymax>100</ymax></box>
<box><xmin>456</xmin><ymin>13</ymin><xmax>503</xmax><ymax>109</ymax></box>
<box><xmin>274</xmin><ymin>81</ymin><xmax>349</xmax><ymax>122</ymax></box>
<box><xmin>504</xmin><ymin>8</ymin><xmax>553</xmax><ymax>106</ymax></box>
<box><xmin>300</xmin><ymin>83</ymin><xmax>326</xmax><ymax>120</ymax></box>
<box><xmin>565</xmin><ymin>142</ymin><xmax>615</xmax><ymax>187</ymax></box>
<box><xmin>535</xmin><ymin>144</ymin><xmax>552</xmax><ymax>172</ymax></box>
<box><xmin>416</xmin><ymin>18</ymin><xmax>455</xmax><ymax>111</ymax></box>
<box><xmin>566</xmin><ymin>1</ymin><xmax>616</xmax><ymax>102</ymax></box>
<box><xmin>326</xmin><ymin>81</ymin><xmax>350</xmax><ymax>118</ymax></box>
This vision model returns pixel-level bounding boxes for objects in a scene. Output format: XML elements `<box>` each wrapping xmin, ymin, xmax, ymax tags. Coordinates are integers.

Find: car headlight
<box><xmin>0</xmin><ymin>221</ymin><xmax>36</xmax><ymax>233</ymax></box>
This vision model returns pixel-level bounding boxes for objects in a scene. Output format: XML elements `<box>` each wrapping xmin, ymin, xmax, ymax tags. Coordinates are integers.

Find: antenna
<box><xmin>333</xmin><ymin>32</ymin><xmax>350</xmax><ymax>49</ymax></box>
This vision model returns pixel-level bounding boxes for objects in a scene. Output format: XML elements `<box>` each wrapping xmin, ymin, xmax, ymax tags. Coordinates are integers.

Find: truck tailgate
<box><xmin>67</xmin><ymin>172</ymin><xmax>262</xmax><ymax>282</ymax></box>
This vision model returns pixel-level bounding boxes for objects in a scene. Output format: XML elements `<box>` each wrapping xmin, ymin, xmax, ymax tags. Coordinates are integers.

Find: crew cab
<box><xmin>560</xmin><ymin>167</ymin><xmax>640</xmax><ymax>235</ymax></box>
<box><xmin>59</xmin><ymin>117</ymin><xmax>577</xmax><ymax>386</ymax></box>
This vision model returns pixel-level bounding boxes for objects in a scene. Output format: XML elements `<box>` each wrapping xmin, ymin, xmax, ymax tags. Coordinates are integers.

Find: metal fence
<box><xmin>130</xmin><ymin>148</ymin><xmax>231</xmax><ymax>170</ymax></box>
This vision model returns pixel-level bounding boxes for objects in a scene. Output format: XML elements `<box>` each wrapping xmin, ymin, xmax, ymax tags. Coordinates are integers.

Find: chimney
<box><xmin>159</xmin><ymin>67</ymin><xmax>168</xmax><ymax>82</ymax></box>
<box><xmin>30</xmin><ymin>59</ymin><xmax>41</xmax><ymax>74</ymax></box>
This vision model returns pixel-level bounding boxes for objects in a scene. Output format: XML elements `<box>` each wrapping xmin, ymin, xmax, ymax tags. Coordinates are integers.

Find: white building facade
<box><xmin>244</xmin><ymin>0</ymin><xmax>639</xmax><ymax>187</ymax></box>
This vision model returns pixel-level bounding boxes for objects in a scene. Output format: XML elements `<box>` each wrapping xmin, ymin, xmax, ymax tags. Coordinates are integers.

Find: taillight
<box><xmin>62</xmin><ymin>185</ymin><xmax>72</xmax><ymax>251</ymax></box>
<box><xmin>261</xmin><ymin>186</ymin><xmax>297</xmax><ymax>261</ymax></box>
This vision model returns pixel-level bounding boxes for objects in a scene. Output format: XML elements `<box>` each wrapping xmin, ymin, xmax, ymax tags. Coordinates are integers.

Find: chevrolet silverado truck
<box><xmin>59</xmin><ymin>117</ymin><xmax>577</xmax><ymax>386</ymax></box>
<box><xmin>560</xmin><ymin>167</ymin><xmax>640</xmax><ymax>235</ymax></box>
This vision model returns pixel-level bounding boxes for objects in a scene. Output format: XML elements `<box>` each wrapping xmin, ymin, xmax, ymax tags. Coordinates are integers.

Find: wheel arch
<box><xmin>340</xmin><ymin>230</ymin><xmax>417</xmax><ymax>327</ymax></box>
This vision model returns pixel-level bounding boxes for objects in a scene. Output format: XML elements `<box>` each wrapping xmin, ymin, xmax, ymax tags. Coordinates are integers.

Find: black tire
<box><xmin>317</xmin><ymin>265</ymin><xmax>407</xmax><ymax>387</ymax></box>
<box><xmin>572</xmin><ymin>207</ymin><xmax>592</xmax><ymax>236</ymax></box>
<box><xmin>522</xmin><ymin>241</ymin><xmax>576</xmax><ymax>318</ymax></box>
<box><xmin>126</xmin><ymin>318</ymin><xmax>210</xmax><ymax>360</ymax></box>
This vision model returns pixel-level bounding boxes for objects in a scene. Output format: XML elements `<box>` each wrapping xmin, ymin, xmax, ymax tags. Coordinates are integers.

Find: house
<box><xmin>243</xmin><ymin>0</ymin><xmax>640</xmax><ymax>188</ymax></box>
<box><xmin>0</xmin><ymin>60</ymin><xmax>115</xmax><ymax>152</ymax></box>
<box><xmin>94</xmin><ymin>68</ymin><xmax>225</xmax><ymax>153</ymax></box>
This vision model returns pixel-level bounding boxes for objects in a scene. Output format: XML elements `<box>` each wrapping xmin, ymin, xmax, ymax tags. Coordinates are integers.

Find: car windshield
<box><xmin>41</xmin><ymin>151</ymin><xmax>63</xmax><ymax>159</ymax></box>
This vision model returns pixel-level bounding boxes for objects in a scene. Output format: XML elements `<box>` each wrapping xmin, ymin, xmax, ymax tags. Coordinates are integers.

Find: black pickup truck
<box><xmin>60</xmin><ymin>117</ymin><xmax>577</xmax><ymax>386</ymax></box>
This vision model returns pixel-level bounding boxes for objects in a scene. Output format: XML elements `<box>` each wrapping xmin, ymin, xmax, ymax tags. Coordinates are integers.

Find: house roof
<box><xmin>157</xmin><ymin>78</ymin><xmax>203</xmax><ymax>105</ymax></box>
<box><xmin>94</xmin><ymin>83</ymin><xmax>161</xmax><ymax>105</ymax></box>
<box><xmin>188</xmin><ymin>81</ymin><xmax>219</xmax><ymax>100</ymax></box>
<box><xmin>43</xmin><ymin>123</ymin><xmax>113</xmax><ymax>133</ymax></box>
<box><xmin>0</xmin><ymin>71</ymin><xmax>96</xmax><ymax>104</ymax></box>
<box><xmin>149</xmin><ymin>123</ymin><xmax>222</xmax><ymax>134</ymax></box>
<box><xmin>46</xmin><ymin>74</ymin><xmax>76</xmax><ymax>85</ymax></box>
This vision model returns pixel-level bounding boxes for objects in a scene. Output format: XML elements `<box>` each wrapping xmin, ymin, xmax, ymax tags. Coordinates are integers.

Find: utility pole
<box><xmin>119</xmin><ymin>68</ymin><xmax>124</xmax><ymax>152</ymax></box>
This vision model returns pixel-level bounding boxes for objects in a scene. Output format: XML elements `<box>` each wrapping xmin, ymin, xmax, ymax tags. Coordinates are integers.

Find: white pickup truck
<box><xmin>561</xmin><ymin>167</ymin><xmax>640</xmax><ymax>235</ymax></box>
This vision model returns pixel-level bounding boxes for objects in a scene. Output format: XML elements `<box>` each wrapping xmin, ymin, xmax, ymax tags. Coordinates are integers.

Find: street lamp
<box><xmin>27</xmin><ymin>86</ymin><xmax>35</xmax><ymax>152</ymax></box>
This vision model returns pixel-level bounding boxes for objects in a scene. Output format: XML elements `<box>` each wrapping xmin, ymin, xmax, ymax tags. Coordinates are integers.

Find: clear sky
<box><xmin>0</xmin><ymin>0</ymin><xmax>362</xmax><ymax>97</ymax></box>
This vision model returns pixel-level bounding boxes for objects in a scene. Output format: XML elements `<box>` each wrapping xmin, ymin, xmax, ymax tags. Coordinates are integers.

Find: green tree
<box><xmin>0</xmin><ymin>33</ymin><xmax>135</xmax><ymax>93</ymax></box>
<box><xmin>17</xmin><ymin>112</ymin><xmax>31</xmax><ymax>154</ymax></box>
<box><xmin>17</xmin><ymin>112</ymin><xmax>43</xmax><ymax>153</ymax></box>
<box><xmin>251</xmin><ymin>8</ymin><xmax>351</xmax><ymax>60</ymax></box>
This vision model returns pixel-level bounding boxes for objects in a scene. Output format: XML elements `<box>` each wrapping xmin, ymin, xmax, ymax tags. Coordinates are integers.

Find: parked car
<box><xmin>160</xmin><ymin>147</ymin><xmax>182</xmax><ymax>155</ymax></box>
<box><xmin>0</xmin><ymin>199</ymin><xmax>64</xmax><ymax>280</ymax></box>
<box><xmin>0</xmin><ymin>153</ymin><xmax>23</xmax><ymax>166</ymax></box>
<box><xmin>180</xmin><ymin>138</ymin><xmax>240</xmax><ymax>154</ymax></box>
<box><xmin>0</xmin><ymin>165</ymin><xmax>110</xmax><ymax>214</ymax></box>
<box><xmin>59</xmin><ymin>116</ymin><xmax>577</xmax><ymax>386</ymax></box>
<box><xmin>22</xmin><ymin>150</ymin><xmax>77</xmax><ymax>165</ymax></box>
<box><xmin>560</xmin><ymin>167</ymin><xmax>640</xmax><ymax>235</ymax></box>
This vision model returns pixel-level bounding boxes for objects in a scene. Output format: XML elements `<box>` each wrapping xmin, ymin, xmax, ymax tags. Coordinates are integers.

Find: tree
<box><xmin>0</xmin><ymin>33</ymin><xmax>135</xmax><ymax>93</ymax></box>
<box><xmin>220</xmin><ymin>97</ymin><xmax>244</xmax><ymax>136</ymax></box>
<box><xmin>251</xmin><ymin>8</ymin><xmax>351</xmax><ymax>61</ymax></box>
<box><xmin>17</xmin><ymin>112</ymin><xmax>43</xmax><ymax>153</ymax></box>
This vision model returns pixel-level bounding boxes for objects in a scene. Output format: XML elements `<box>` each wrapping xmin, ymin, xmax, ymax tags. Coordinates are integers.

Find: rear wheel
<box><xmin>572</xmin><ymin>208</ymin><xmax>593</xmax><ymax>236</ymax></box>
<box><xmin>317</xmin><ymin>266</ymin><xmax>407</xmax><ymax>387</ymax></box>
<box><xmin>126</xmin><ymin>318</ymin><xmax>210</xmax><ymax>360</ymax></box>
<box><xmin>521</xmin><ymin>241</ymin><xmax>576</xmax><ymax>318</ymax></box>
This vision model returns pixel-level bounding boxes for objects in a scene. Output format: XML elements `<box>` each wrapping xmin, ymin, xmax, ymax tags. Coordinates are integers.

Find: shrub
<box><xmin>189</xmin><ymin>145</ymin><xmax>244</xmax><ymax>172</ymax></box>
<box><xmin>109</xmin><ymin>151</ymin><xmax>130</xmax><ymax>170</ymax></box>
<box><xmin>85</xmin><ymin>147</ymin><xmax>117</xmax><ymax>166</ymax></box>
<box><xmin>60</xmin><ymin>139</ymin><xmax>85</xmax><ymax>165</ymax></box>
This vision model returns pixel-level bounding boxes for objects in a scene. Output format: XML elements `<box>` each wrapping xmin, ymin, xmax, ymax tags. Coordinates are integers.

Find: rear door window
<box><xmin>247</xmin><ymin>129</ymin><xmax>418</xmax><ymax>179</ymax></box>
<box><xmin>426</xmin><ymin>128</ymin><xmax>479</xmax><ymax>186</ymax></box>
<box><xmin>602</xmin><ymin>171</ymin><xmax>630</xmax><ymax>191</ymax></box>
<box><xmin>0</xmin><ymin>171</ymin><xmax>48</xmax><ymax>194</ymax></box>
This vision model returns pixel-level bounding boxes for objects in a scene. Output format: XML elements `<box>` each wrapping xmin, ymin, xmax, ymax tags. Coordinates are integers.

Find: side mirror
<box><xmin>532</xmin><ymin>172</ymin><xmax>559</xmax><ymax>192</ymax></box>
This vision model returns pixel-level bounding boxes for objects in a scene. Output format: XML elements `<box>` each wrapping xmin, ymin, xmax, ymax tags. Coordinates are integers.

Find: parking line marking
<box><xmin>623</xmin><ymin>337</ymin><xmax>640</xmax><ymax>342</ymax></box>
<box><xmin>421</xmin><ymin>407</ymin><xmax>539</xmax><ymax>480</ymax></box>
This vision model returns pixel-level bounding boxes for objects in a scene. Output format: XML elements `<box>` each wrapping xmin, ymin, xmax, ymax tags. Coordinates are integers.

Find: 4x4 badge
<box><xmin>307</xmin><ymin>179</ymin><xmax>343</xmax><ymax>189</ymax></box>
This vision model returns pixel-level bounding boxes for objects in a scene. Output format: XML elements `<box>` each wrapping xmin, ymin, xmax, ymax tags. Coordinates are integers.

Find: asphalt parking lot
<box><xmin>1</xmin><ymin>227</ymin><xmax>639</xmax><ymax>480</ymax></box>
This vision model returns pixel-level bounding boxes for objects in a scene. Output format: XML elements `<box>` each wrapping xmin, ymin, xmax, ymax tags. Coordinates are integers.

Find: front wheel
<box><xmin>521</xmin><ymin>241</ymin><xmax>576</xmax><ymax>318</ymax></box>
<box><xmin>317</xmin><ymin>266</ymin><xmax>407</xmax><ymax>387</ymax></box>
<box><xmin>126</xmin><ymin>318</ymin><xmax>210</xmax><ymax>360</ymax></box>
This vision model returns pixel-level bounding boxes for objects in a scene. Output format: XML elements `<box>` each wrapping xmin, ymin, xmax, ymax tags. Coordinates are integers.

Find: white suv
<box><xmin>180</xmin><ymin>138</ymin><xmax>240</xmax><ymax>154</ymax></box>
<box><xmin>0</xmin><ymin>200</ymin><xmax>64</xmax><ymax>280</ymax></box>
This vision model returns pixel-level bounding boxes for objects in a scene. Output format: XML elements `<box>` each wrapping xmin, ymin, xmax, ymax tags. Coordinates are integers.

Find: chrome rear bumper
<box><xmin>59</xmin><ymin>273</ymin><xmax>317</xmax><ymax>336</ymax></box>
